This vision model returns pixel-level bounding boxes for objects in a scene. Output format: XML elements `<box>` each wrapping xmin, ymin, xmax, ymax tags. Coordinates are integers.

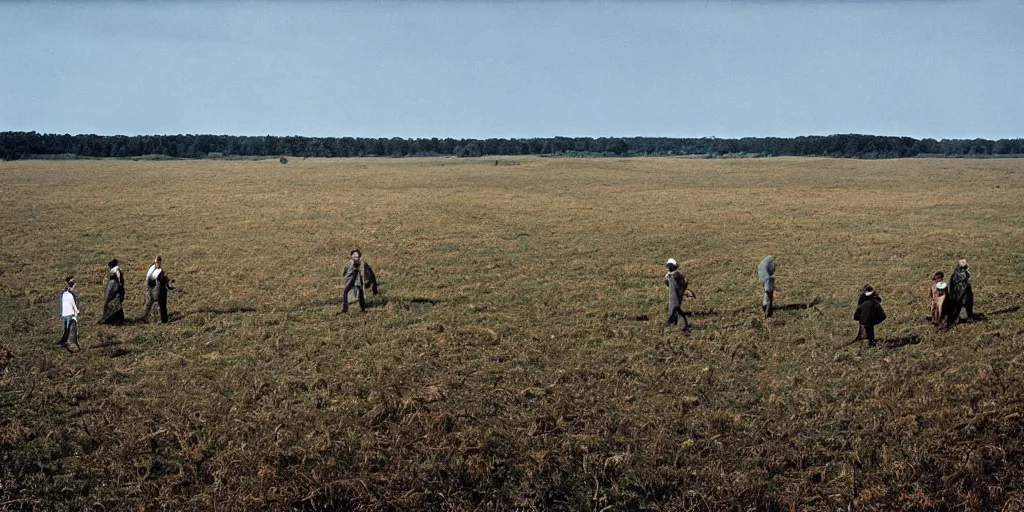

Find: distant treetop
<box><xmin>1</xmin><ymin>131</ymin><xmax>1021</xmax><ymax>161</ymax></box>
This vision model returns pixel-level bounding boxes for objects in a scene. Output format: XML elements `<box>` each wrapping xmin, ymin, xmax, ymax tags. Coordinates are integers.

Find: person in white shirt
<box><xmin>58</xmin><ymin>277</ymin><xmax>81</xmax><ymax>351</ymax></box>
<box><xmin>141</xmin><ymin>256</ymin><xmax>162</xmax><ymax>323</ymax></box>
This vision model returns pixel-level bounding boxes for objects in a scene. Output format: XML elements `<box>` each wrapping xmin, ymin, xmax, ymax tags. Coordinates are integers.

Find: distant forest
<box><xmin>2</xmin><ymin>131</ymin><xmax>1023</xmax><ymax>160</ymax></box>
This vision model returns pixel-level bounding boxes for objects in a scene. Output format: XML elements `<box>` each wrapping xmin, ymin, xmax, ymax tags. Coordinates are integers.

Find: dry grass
<box><xmin>1</xmin><ymin>157</ymin><xmax>1024</xmax><ymax>510</ymax></box>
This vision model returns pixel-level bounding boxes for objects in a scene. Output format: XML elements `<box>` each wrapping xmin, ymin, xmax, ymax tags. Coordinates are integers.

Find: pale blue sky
<box><xmin>1</xmin><ymin>1</ymin><xmax>1021</xmax><ymax>139</ymax></box>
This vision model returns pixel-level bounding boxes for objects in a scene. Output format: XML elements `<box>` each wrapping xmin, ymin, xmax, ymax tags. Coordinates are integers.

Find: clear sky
<box><xmin>1</xmin><ymin>1</ymin><xmax>1021</xmax><ymax>139</ymax></box>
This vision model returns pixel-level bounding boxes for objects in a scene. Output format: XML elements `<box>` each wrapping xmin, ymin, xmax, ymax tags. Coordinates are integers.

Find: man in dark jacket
<box><xmin>153</xmin><ymin>262</ymin><xmax>174</xmax><ymax>324</ymax></box>
<box><xmin>854</xmin><ymin>285</ymin><xmax>886</xmax><ymax>346</ymax></box>
<box><xmin>342</xmin><ymin>249</ymin><xmax>378</xmax><ymax>313</ymax></box>
<box><xmin>141</xmin><ymin>255</ymin><xmax>162</xmax><ymax>323</ymax></box>
<box><xmin>664</xmin><ymin>258</ymin><xmax>695</xmax><ymax>331</ymax></box>
<box><xmin>948</xmin><ymin>258</ymin><xmax>974</xmax><ymax>322</ymax></box>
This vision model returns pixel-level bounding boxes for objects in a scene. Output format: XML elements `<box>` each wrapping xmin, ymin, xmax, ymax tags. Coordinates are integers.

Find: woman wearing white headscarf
<box><xmin>100</xmin><ymin>259</ymin><xmax>125</xmax><ymax>325</ymax></box>
<box><xmin>664</xmin><ymin>258</ymin><xmax>695</xmax><ymax>331</ymax></box>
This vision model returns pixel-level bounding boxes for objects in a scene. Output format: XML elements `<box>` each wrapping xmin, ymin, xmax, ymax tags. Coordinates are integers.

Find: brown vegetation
<box><xmin>1</xmin><ymin>157</ymin><xmax>1023</xmax><ymax>510</ymax></box>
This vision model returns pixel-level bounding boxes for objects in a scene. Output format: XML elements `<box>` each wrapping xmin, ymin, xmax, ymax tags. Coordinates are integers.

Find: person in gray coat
<box><xmin>664</xmin><ymin>258</ymin><xmax>696</xmax><ymax>331</ymax></box>
<box><xmin>758</xmin><ymin>256</ymin><xmax>777</xmax><ymax>318</ymax></box>
<box><xmin>342</xmin><ymin>249</ymin><xmax>378</xmax><ymax>313</ymax></box>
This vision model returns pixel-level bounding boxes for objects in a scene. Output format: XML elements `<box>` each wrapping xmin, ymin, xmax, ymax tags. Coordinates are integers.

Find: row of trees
<box><xmin>2</xmin><ymin>131</ymin><xmax>1022</xmax><ymax>161</ymax></box>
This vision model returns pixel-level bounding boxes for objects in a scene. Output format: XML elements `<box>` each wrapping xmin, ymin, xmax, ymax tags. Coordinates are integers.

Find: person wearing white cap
<box><xmin>664</xmin><ymin>258</ymin><xmax>695</xmax><ymax>331</ymax></box>
<box><xmin>948</xmin><ymin>258</ymin><xmax>974</xmax><ymax>322</ymax></box>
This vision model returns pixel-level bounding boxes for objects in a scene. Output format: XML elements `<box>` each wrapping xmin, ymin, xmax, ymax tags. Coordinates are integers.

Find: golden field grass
<box><xmin>1</xmin><ymin>156</ymin><xmax>1024</xmax><ymax>511</ymax></box>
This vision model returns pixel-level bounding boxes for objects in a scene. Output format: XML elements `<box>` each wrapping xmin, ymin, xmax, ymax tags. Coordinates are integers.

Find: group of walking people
<box><xmin>665</xmin><ymin>255</ymin><xmax>979</xmax><ymax>346</ymax></box>
<box><xmin>59</xmin><ymin>247</ymin><xmax>978</xmax><ymax>352</ymax></box>
<box><xmin>58</xmin><ymin>255</ymin><xmax>173</xmax><ymax>351</ymax></box>
<box><xmin>851</xmin><ymin>259</ymin><xmax>975</xmax><ymax>345</ymax></box>
<box><xmin>57</xmin><ymin>250</ymin><xmax>379</xmax><ymax>351</ymax></box>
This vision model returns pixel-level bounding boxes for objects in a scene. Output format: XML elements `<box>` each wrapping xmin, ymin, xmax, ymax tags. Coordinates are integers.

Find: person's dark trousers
<box><xmin>59</xmin><ymin>317</ymin><xmax>79</xmax><ymax>348</ymax></box>
<box><xmin>946</xmin><ymin>298</ymin><xmax>963</xmax><ymax>324</ymax></box>
<box><xmin>342</xmin><ymin>284</ymin><xmax>366</xmax><ymax>312</ymax></box>
<box><xmin>963</xmin><ymin>289</ymin><xmax>974</xmax><ymax>318</ymax></box>
<box><xmin>857</xmin><ymin>324</ymin><xmax>876</xmax><ymax>345</ymax></box>
<box><xmin>158</xmin><ymin>297</ymin><xmax>168</xmax><ymax>323</ymax></box>
<box><xmin>668</xmin><ymin>307</ymin><xmax>690</xmax><ymax>329</ymax></box>
<box><xmin>763</xmin><ymin>290</ymin><xmax>774</xmax><ymax>317</ymax></box>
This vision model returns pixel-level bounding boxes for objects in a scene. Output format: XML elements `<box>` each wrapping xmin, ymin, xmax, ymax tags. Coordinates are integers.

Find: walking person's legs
<box><xmin>158</xmin><ymin>297</ymin><xmax>168</xmax><ymax>323</ymax></box>
<box><xmin>948</xmin><ymin>299</ymin><xmax>962</xmax><ymax>324</ymax></box>
<box><xmin>59</xmin><ymin>316</ymin><xmax>72</xmax><ymax>346</ymax></box>
<box><xmin>342</xmin><ymin>282</ymin><xmax>354</xmax><ymax>312</ymax></box>
<box><xmin>680</xmin><ymin>309</ymin><xmax>691</xmax><ymax>330</ymax></box>
<box><xmin>70</xmin><ymin>319</ymin><xmax>79</xmax><ymax>350</ymax></box>
<box><xmin>141</xmin><ymin>290</ymin><xmax>154</xmax><ymax>323</ymax></box>
<box><xmin>669</xmin><ymin>306</ymin><xmax>690</xmax><ymax>331</ymax></box>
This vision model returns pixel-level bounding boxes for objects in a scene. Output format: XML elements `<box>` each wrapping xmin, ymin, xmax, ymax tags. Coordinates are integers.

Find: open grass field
<box><xmin>2</xmin><ymin>156</ymin><xmax>1024</xmax><ymax>510</ymax></box>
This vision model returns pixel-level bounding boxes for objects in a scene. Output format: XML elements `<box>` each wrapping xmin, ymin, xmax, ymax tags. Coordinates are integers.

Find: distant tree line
<box><xmin>2</xmin><ymin>131</ymin><xmax>1023</xmax><ymax>161</ymax></box>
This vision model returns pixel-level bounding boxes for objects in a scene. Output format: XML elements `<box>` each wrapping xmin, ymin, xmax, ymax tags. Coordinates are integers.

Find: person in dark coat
<box><xmin>664</xmin><ymin>258</ymin><xmax>696</xmax><ymax>331</ymax></box>
<box><xmin>948</xmin><ymin>258</ymin><xmax>974</xmax><ymax>321</ymax></box>
<box><xmin>100</xmin><ymin>259</ymin><xmax>125</xmax><ymax>325</ymax></box>
<box><xmin>153</xmin><ymin>261</ymin><xmax>174</xmax><ymax>323</ymax></box>
<box><xmin>342</xmin><ymin>249</ymin><xmax>378</xmax><ymax>313</ymax></box>
<box><xmin>854</xmin><ymin>285</ymin><xmax>886</xmax><ymax>346</ymax></box>
<box><xmin>757</xmin><ymin>256</ymin><xmax>776</xmax><ymax>318</ymax></box>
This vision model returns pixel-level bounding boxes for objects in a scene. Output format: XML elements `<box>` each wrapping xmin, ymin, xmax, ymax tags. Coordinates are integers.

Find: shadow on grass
<box><xmin>89</xmin><ymin>339</ymin><xmax>122</xmax><ymax>350</ymax></box>
<box><xmin>837</xmin><ymin>333</ymin><xmax>921</xmax><ymax>351</ymax></box>
<box><xmin>774</xmin><ymin>296</ymin><xmax>822</xmax><ymax>312</ymax></box>
<box><xmin>191</xmin><ymin>306</ymin><xmax>258</xmax><ymax>315</ymax></box>
<box><xmin>924</xmin><ymin>306</ymin><xmax>1018</xmax><ymax>326</ymax></box>
<box><xmin>988</xmin><ymin>305</ymin><xmax>1019</xmax><ymax>316</ymax></box>
<box><xmin>687</xmin><ymin>310</ymin><xmax>721</xmax><ymax>318</ymax></box>
<box><xmin>879</xmin><ymin>334</ymin><xmax>922</xmax><ymax>349</ymax></box>
<box><xmin>165</xmin><ymin>306</ymin><xmax>256</xmax><ymax>322</ymax></box>
<box><xmin>108</xmin><ymin>347</ymin><xmax>131</xmax><ymax>358</ymax></box>
<box><xmin>373</xmin><ymin>296</ymin><xmax>441</xmax><ymax>308</ymax></box>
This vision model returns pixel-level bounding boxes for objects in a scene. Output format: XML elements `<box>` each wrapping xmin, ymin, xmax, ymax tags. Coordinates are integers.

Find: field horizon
<box><xmin>2</xmin><ymin>156</ymin><xmax>1024</xmax><ymax>510</ymax></box>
